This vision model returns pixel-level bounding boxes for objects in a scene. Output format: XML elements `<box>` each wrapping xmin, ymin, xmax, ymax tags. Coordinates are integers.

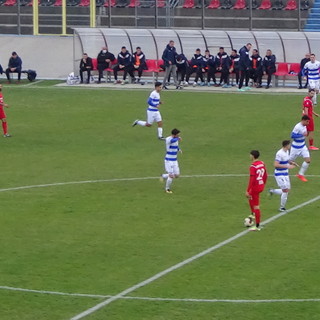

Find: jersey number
<box><xmin>256</xmin><ymin>168</ymin><xmax>265</xmax><ymax>181</ymax></box>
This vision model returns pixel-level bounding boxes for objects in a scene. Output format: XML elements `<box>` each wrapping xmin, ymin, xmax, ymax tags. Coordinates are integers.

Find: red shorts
<box><xmin>249</xmin><ymin>191</ymin><xmax>261</xmax><ymax>207</ymax></box>
<box><xmin>307</xmin><ymin>118</ymin><xmax>314</xmax><ymax>132</ymax></box>
<box><xmin>0</xmin><ymin>106</ymin><xmax>6</xmax><ymax>120</ymax></box>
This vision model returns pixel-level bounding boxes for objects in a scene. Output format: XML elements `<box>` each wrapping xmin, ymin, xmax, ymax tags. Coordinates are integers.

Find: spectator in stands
<box><xmin>215</xmin><ymin>47</ymin><xmax>230</xmax><ymax>87</ymax></box>
<box><xmin>263</xmin><ymin>49</ymin><xmax>276</xmax><ymax>89</ymax></box>
<box><xmin>79</xmin><ymin>53</ymin><xmax>93</xmax><ymax>84</ymax></box>
<box><xmin>238</xmin><ymin>43</ymin><xmax>252</xmax><ymax>91</ymax></box>
<box><xmin>249</xmin><ymin>49</ymin><xmax>263</xmax><ymax>88</ymax></box>
<box><xmin>298</xmin><ymin>53</ymin><xmax>310</xmax><ymax>89</ymax></box>
<box><xmin>162</xmin><ymin>40</ymin><xmax>180</xmax><ymax>90</ymax></box>
<box><xmin>186</xmin><ymin>48</ymin><xmax>205</xmax><ymax>87</ymax></box>
<box><xmin>5</xmin><ymin>51</ymin><xmax>22</xmax><ymax>83</ymax></box>
<box><xmin>114</xmin><ymin>46</ymin><xmax>135</xmax><ymax>85</ymax></box>
<box><xmin>97</xmin><ymin>46</ymin><xmax>115</xmax><ymax>84</ymax></box>
<box><xmin>132</xmin><ymin>47</ymin><xmax>147</xmax><ymax>83</ymax></box>
<box><xmin>229</xmin><ymin>49</ymin><xmax>240</xmax><ymax>86</ymax></box>
<box><xmin>176</xmin><ymin>53</ymin><xmax>189</xmax><ymax>86</ymax></box>
<box><xmin>203</xmin><ymin>49</ymin><xmax>217</xmax><ymax>86</ymax></box>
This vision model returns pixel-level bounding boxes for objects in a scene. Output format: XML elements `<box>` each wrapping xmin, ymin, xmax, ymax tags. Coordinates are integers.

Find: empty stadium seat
<box><xmin>207</xmin><ymin>0</ymin><xmax>220</xmax><ymax>8</ymax></box>
<box><xmin>274</xmin><ymin>62</ymin><xmax>289</xmax><ymax>86</ymax></box>
<box><xmin>288</xmin><ymin>63</ymin><xmax>300</xmax><ymax>75</ymax></box>
<box><xmin>233</xmin><ymin>0</ymin><xmax>246</xmax><ymax>9</ymax></box>
<box><xmin>103</xmin><ymin>0</ymin><xmax>116</xmax><ymax>6</ymax></box>
<box><xmin>128</xmin><ymin>0</ymin><xmax>140</xmax><ymax>7</ymax></box>
<box><xmin>258</xmin><ymin>0</ymin><xmax>271</xmax><ymax>9</ymax></box>
<box><xmin>157</xmin><ymin>0</ymin><xmax>165</xmax><ymax>7</ymax></box>
<box><xmin>272</xmin><ymin>0</ymin><xmax>284</xmax><ymax>9</ymax></box>
<box><xmin>54</xmin><ymin>0</ymin><xmax>62</xmax><ymax>5</ymax></box>
<box><xmin>3</xmin><ymin>0</ymin><xmax>16</xmax><ymax>6</ymax></box>
<box><xmin>284</xmin><ymin>0</ymin><xmax>297</xmax><ymax>9</ymax></box>
<box><xmin>251</xmin><ymin>0</ymin><xmax>258</xmax><ymax>9</ymax></box>
<box><xmin>183</xmin><ymin>0</ymin><xmax>195</xmax><ymax>8</ymax></box>
<box><xmin>92</xmin><ymin>58</ymin><xmax>98</xmax><ymax>70</ymax></box>
<box><xmin>79</xmin><ymin>0</ymin><xmax>90</xmax><ymax>6</ymax></box>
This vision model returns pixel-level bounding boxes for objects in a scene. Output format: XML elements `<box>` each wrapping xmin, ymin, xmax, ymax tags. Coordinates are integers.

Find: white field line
<box><xmin>1</xmin><ymin>174</ymin><xmax>320</xmax><ymax>193</ymax></box>
<box><xmin>70</xmin><ymin>195</ymin><xmax>320</xmax><ymax>320</ymax></box>
<box><xmin>1</xmin><ymin>285</ymin><xmax>320</xmax><ymax>304</ymax></box>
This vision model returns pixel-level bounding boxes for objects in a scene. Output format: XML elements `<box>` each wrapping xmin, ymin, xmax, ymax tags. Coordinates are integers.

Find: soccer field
<box><xmin>1</xmin><ymin>82</ymin><xmax>320</xmax><ymax>320</ymax></box>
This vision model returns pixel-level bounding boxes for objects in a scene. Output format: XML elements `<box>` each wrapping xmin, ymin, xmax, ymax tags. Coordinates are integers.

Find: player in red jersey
<box><xmin>0</xmin><ymin>84</ymin><xmax>11</xmax><ymax>138</ymax></box>
<box><xmin>245</xmin><ymin>150</ymin><xmax>268</xmax><ymax>231</ymax></box>
<box><xmin>302</xmin><ymin>88</ymin><xmax>319</xmax><ymax>150</ymax></box>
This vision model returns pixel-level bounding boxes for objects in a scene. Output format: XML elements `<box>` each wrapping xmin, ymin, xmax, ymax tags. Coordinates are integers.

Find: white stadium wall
<box><xmin>1</xmin><ymin>29</ymin><xmax>320</xmax><ymax>80</ymax></box>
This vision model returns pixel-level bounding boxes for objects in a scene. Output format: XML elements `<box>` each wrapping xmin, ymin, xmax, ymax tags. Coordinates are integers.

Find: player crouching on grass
<box><xmin>132</xmin><ymin>81</ymin><xmax>165</xmax><ymax>140</ymax></box>
<box><xmin>0</xmin><ymin>84</ymin><xmax>11</xmax><ymax>138</ymax></box>
<box><xmin>245</xmin><ymin>150</ymin><xmax>268</xmax><ymax>231</ymax></box>
<box><xmin>160</xmin><ymin>128</ymin><xmax>182</xmax><ymax>194</ymax></box>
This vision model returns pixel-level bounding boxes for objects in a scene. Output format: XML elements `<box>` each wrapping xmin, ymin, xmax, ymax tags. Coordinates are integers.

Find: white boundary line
<box><xmin>70</xmin><ymin>195</ymin><xmax>320</xmax><ymax>320</ymax></box>
<box><xmin>1</xmin><ymin>285</ymin><xmax>320</xmax><ymax>304</ymax></box>
<box><xmin>1</xmin><ymin>174</ymin><xmax>320</xmax><ymax>193</ymax></box>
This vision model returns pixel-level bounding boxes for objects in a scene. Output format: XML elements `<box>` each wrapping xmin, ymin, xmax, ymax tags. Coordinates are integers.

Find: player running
<box><xmin>302</xmin><ymin>88</ymin><xmax>319</xmax><ymax>150</ymax></box>
<box><xmin>268</xmin><ymin>140</ymin><xmax>298</xmax><ymax>212</ymax></box>
<box><xmin>245</xmin><ymin>150</ymin><xmax>268</xmax><ymax>231</ymax></box>
<box><xmin>0</xmin><ymin>84</ymin><xmax>11</xmax><ymax>138</ymax></box>
<box><xmin>290</xmin><ymin>115</ymin><xmax>311</xmax><ymax>182</ymax></box>
<box><xmin>132</xmin><ymin>81</ymin><xmax>164</xmax><ymax>140</ymax></box>
<box><xmin>160</xmin><ymin>128</ymin><xmax>182</xmax><ymax>193</ymax></box>
<box><xmin>303</xmin><ymin>53</ymin><xmax>320</xmax><ymax>105</ymax></box>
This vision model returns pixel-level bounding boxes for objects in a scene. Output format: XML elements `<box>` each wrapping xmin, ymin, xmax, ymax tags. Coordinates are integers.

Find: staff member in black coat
<box><xmin>238</xmin><ymin>43</ymin><xmax>252</xmax><ymax>91</ymax></box>
<box><xmin>132</xmin><ymin>47</ymin><xmax>148</xmax><ymax>83</ymax></box>
<box><xmin>97</xmin><ymin>46</ymin><xmax>115</xmax><ymax>84</ymax></box>
<box><xmin>298</xmin><ymin>53</ymin><xmax>310</xmax><ymax>89</ymax></box>
<box><xmin>114</xmin><ymin>46</ymin><xmax>135</xmax><ymax>84</ymax></box>
<box><xmin>79</xmin><ymin>53</ymin><xmax>93</xmax><ymax>84</ymax></box>
<box><xmin>203</xmin><ymin>49</ymin><xmax>217</xmax><ymax>86</ymax></box>
<box><xmin>263</xmin><ymin>49</ymin><xmax>276</xmax><ymax>89</ymax></box>
<box><xmin>229</xmin><ymin>49</ymin><xmax>240</xmax><ymax>86</ymax></box>
<box><xmin>6</xmin><ymin>51</ymin><xmax>22</xmax><ymax>83</ymax></box>
<box><xmin>176</xmin><ymin>53</ymin><xmax>189</xmax><ymax>86</ymax></box>
<box><xmin>249</xmin><ymin>49</ymin><xmax>263</xmax><ymax>88</ymax></box>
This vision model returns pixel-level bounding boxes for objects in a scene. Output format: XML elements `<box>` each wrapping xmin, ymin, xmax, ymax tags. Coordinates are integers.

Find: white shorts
<box><xmin>165</xmin><ymin>160</ymin><xmax>180</xmax><ymax>176</ymax></box>
<box><xmin>275</xmin><ymin>175</ymin><xmax>291</xmax><ymax>190</ymax></box>
<box><xmin>147</xmin><ymin>110</ymin><xmax>162</xmax><ymax>124</ymax></box>
<box><xmin>309</xmin><ymin>79</ymin><xmax>320</xmax><ymax>91</ymax></box>
<box><xmin>289</xmin><ymin>146</ymin><xmax>310</xmax><ymax>161</ymax></box>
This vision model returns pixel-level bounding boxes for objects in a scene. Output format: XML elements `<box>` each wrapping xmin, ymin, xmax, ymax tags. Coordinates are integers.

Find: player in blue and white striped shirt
<box><xmin>268</xmin><ymin>140</ymin><xmax>298</xmax><ymax>212</ymax></box>
<box><xmin>289</xmin><ymin>115</ymin><xmax>311</xmax><ymax>182</ymax></box>
<box><xmin>132</xmin><ymin>81</ymin><xmax>164</xmax><ymax>139</ymax></box>
<box><xmin>160</xmin><ymin>128</ymin><xmax>182</xmax><ymax>193</ymax></box>
<box><xmin>303</xmin><ymin>53</ymin><xmax>320</xmax><ymax>105</ymax></box>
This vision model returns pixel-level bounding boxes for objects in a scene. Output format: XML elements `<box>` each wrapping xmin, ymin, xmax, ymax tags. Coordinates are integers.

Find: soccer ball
<box><xmin>244</xmin><ymin>217</ymin><xmax>254</xmax><ymax>227</ymax></box>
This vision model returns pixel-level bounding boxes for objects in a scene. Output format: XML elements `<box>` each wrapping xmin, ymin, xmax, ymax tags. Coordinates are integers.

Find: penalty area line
<box><xmin>69</xmin><ymin>195</ymin><xmax>320</xmax><ymax>320</ymax></box>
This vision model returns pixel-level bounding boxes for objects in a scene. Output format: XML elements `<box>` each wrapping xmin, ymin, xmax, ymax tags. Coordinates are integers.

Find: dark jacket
<box><xmin>215</xmin><ymin>52</ymin><xmax>230</xmax><ymax>70</ymax></box>
<box><xmin>250</xmin><ymin>54</ymin><xmax>263</xmax><ymax>71</ymax></box>
<box><xmin>79</xmin><ymin>56</ymin><xmax>93</xmax><ymax>69</ymax></box>
<box><xmin>229</xmin><ymin>54</ymin><xmax>240</xmax><ymax>70</ymax></box>
<box><xmin>97</xmin><ymin>50</ymin><xmax>115</xmax><ymax>66</ymax></box>
<box><xmin>8</xmin><ymin>56</ymin><xmax>22</xmax><ymax>69</ymax></box>
<box><xmin>263</xmin><ymin>54</ymin><xmax>276</xmax><ymax>73</ymax></box>
<box><xmin>190</xmin><ymin>53</ymin><xmax>204</xmax><ymax>68</ymax></box>
<box><xmin>132</xmin><ymin>51</ymin><xmax>147</xmax><ymax>70</ymax></box>
<box><xmin>239</xmin><ymin>46</ymin><xmax>251</xmax><ymax>70</ymax></box>
<box><xmin>203</xmin><ymin>54</ymin><xmax>216</xmax><ymax>68</ymax></box>
<box><xmin>162</xmin><ymin>44</ymin><xmax>177</xmax><ymax>66</ymax></box>
<box><xmin>117</xmin><ymin>50</ymin><xmax>132</xmax><ymax>67</ymax></box>
<box><xmin>176</xmin><ymin>54</ymin><xmax>189</xmax><ymax>69</ymax></box>
<box><xmin>300</xmin><ymin>57</ymin><xmax>310</xmax><ymax>71</ymax></box>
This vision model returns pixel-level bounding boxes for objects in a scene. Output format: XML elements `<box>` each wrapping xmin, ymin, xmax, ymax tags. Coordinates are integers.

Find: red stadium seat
<box><xmin>232</xmin><ymin>0</ymin><xmax>246</xmax><ymax>9</ymax></box>
<box><xmin>128</xmin><ymin>0</ymin><xmax>140</xmax><ymax>6</ymax></box>
<box><xmin>92</xmin><ymin>58</ymin><xmax>98</xmax><ymax>71</ymax></box>
<box><xmin>288</xmin><ymin>63</ymin><xmax>300</xmax><ymax>76</ymax></box>
<box><xmin>54</xmin><ymin>0</ymin><xmax>62</xmax><ymax>5</ymax></box>
<box><xmin>258</xmin><ymin>0</ymin><xmax>271</xmax><ymax>9</ymax></box>
<box><xmin>79</xmin><ymin>0</ymin><xmax>90</xmax><ymax>6</ymax></box>
<box><xmin>3</xmin><ymin>0</ymin><xmax>16</xmax><ymax>5</ymax></box>
<box><xmin>207</xmin><ymin>0</ymin><xmax>220</xmax><ymax>8</ymax></box>
<box><xmin>103</xmin><ymin>0</ymin><xmax>116</xmax><ymax>6</ymax></box>
<box><xmin>157</xmin><ymin>0</ymin><xmax>165</xmax><ymax>7</ymax></box>
<box><xmin>183</xmin><ymin>0</ymin><xmax>195</xmax><ymax>8</ymax></box>
<box><xmin>274</xmin><ymin>62</ymin><xmax>289</xmax><ymax>86</ymax></box>
<box><xmin>284</xmin><ymin>0</ymin><xmax>297</xmax><ymax>9</ymax></box>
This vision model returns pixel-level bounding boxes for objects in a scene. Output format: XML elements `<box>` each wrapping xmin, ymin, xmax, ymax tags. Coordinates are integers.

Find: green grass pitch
<box><xmin>0</xmin><ymin>82</ymin><xmax>320</xmax><ymax>320</ymax></box>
